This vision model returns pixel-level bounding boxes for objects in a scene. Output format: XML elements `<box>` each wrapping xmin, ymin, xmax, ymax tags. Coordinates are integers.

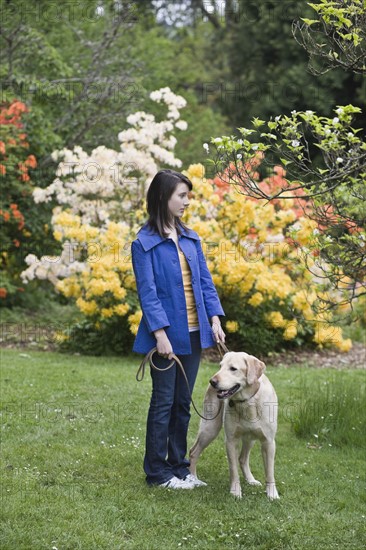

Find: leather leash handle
<box><xmin>136</xmin><ymin>347</ymin><xmax>175</xmax><ymax>382</ymax></box>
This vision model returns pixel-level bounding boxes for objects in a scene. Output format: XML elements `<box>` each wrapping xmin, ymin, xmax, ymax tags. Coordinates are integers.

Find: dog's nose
<box><xmin>210</xmin><ymin>377</ymin><xmax>218</xmax><ymax>388</ymax></box>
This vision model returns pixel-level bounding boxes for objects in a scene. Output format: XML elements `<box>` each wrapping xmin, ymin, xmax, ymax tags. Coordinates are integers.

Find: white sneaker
<box><xmin>158</xmin><ymin>476</ymin><xmax>195</xmax><ymax>489</ymax></box>
<box><xmin>183</xmin><ymin>473</ymin><xmax>207</xmax><ymax>487</ymax></box>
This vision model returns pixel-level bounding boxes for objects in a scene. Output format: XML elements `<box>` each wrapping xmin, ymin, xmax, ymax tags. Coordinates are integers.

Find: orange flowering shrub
<box><xmin>0</xmin><ymin>100</ymin><xmax>36</xmax><ymax>303</ymax></box>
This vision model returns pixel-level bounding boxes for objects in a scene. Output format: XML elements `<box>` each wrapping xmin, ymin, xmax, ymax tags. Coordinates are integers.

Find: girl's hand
<box><xmin>211</xmin><ymin>316</ymin><xmax>226</xmax><ymax>344</ymax></box>
<box><xmin>154</xmin><ymin>329</ymin><xmax>174</xmax><ymax>359</ymax></box>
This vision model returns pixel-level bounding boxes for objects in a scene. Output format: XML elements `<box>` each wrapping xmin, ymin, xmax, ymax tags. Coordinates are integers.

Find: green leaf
<box><xmin>280</xmin><ymin>158</ymin><xmax>292</xmax><ymax>167</ymax></box>
<box><xmin>252</xmin><ymin>117</ymin><xmax>266</xmax><ymax>128</ymax></box>
<box><xmin>301</xmin><ymin>18</ymin><xmax>319</xmax><ymax>25</ymax></box>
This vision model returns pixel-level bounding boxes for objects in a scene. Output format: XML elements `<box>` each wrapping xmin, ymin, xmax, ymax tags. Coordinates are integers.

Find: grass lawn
<box><xmin>1</xmin><ymin>348</ymin><xmax>365</xmax><ymax>550</ymax></box>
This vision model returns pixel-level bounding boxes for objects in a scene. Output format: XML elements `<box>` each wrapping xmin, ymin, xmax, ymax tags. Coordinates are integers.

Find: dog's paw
<box><xmin>266</xmin><ymin>483</ymin><xmax>279</xmax><ymax>500</ymax></box>
<box><xmin>247</xmin><ymin>479</ymin><xmax>262</xmax><ymax>486</ymax></box>
<box><xmin>230</xmin><ymin>483</ymin><xmax>242</xmax><ymax>499</ymax></box>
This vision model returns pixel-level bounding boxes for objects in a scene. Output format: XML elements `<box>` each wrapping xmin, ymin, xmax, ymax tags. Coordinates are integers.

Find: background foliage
<box><xmin>1</xmin><ymin>0</ymin><xmax>364</xmax><ymax>354</ymax></box>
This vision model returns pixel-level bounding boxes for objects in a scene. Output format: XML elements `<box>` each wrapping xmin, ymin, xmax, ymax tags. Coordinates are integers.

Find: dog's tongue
<box><xmin>217</xmin><ymin>389</ymin><xmax>230</xmax><ymax>399</ymax></box>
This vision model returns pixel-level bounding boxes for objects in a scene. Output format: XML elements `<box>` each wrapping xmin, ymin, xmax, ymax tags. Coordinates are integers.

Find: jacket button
<box><xmin>188</xmin><ymin>256</ymin><xmax>192</xmax><ymax>261</ymax></box>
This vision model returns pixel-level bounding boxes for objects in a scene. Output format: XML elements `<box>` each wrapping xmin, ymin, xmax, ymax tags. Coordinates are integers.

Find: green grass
<box><xmin>292</xmin><ymin>376</ymin><xmax>365</xmax><ymax>448</ymax></box>
<box><xmin>1</xmin><ymin>349</ymin><xmax>365</xmax><ymax>550</ymax></box>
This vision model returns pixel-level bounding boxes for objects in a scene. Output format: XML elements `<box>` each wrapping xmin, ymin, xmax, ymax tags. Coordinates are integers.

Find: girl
<box><xmin>131</xmin><ymin>169</ymin><xmax>226</xmax><ymax>489</ymax></box>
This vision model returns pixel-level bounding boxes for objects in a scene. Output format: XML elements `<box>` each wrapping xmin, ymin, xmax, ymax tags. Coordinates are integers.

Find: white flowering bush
<box><xmin>20</xmin><ymin>88</ymin><xmax>187</xmax><ymax>354</ymax></box>
<box><xmin>22</xmin><ymin>87</ymin><xmax>187</xmax><ymax>287</ymax></box>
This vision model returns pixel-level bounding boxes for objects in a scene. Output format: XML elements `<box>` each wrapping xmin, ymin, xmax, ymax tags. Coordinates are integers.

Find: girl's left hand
<box><xmin>211</xmin><ymin>319</ymin><xmax>226</xmax><ymax>344</ymax></box>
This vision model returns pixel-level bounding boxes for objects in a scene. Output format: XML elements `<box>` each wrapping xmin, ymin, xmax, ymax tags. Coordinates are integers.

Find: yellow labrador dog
<box><xmin>189</xmin><ymin>351</ymin><xmax>279</xmax><ymax>500</ymax></box>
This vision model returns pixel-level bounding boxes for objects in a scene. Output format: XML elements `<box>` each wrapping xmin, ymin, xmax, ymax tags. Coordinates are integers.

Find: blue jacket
<box><xmin>131</xmin><ymin>223</ymin><xmax>225</xmax><ymax>355</ymax></box>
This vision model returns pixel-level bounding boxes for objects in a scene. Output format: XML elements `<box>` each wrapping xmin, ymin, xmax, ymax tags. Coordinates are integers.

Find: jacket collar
<box><xmin>137</xmin><ymin>223</ymin><xmax>199</xmax><ymax>251</ymax></box>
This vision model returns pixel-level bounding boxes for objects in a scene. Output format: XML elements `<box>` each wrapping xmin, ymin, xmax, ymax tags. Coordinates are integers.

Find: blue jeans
<box><xmin>144</xmin><ymin>330</ymin><xmax>202</xmax><ymax>485</ymax></box>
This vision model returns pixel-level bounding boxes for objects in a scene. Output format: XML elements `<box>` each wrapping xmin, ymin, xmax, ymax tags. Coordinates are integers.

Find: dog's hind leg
<box><xmin>189</xmin><ymin>385</ymin><xmax>223</xmax><ymax>476</ymax></box>
<box><xmin>261</xmin><ymin>439</ymin><xmax>279</xmax><ymax>500</ymax></box>
<box><xmin>239</xmin><ymin>438</ymin><xmax>262</xmax><ymax>486</ymax></box>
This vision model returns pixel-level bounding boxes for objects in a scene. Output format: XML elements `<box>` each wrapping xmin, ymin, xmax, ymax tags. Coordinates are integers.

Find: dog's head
<box><xmin>210</xmin><ymin>351</ymin><xmax>266</xmax><ymax>400</ymax></box>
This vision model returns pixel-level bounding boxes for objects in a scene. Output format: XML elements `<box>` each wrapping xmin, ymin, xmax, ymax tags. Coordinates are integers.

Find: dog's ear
<box><xmin>246</xmin><ymin>357</ymin><xmax>266</xmax><ymax>386</ymax></box>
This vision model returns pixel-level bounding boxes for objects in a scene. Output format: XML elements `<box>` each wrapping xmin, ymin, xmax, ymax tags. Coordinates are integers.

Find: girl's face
<box><xmin>167</xmin><ymin>182</ymin><xmax>190</xmax><ymax>221</ymax></box>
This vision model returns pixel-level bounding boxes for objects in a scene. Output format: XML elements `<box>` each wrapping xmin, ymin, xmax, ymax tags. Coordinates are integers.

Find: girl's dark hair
<box><xmin>146</xmin><ymin>169</ymin><xmax>193</xmax><ymax>238</ymax></box>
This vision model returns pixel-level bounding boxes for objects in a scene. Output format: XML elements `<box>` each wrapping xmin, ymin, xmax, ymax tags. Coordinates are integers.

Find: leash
<box><xmin>136</xmin><ymin>341</ymin><xmax>230</xmax><ymax>421</ymax></box>
<box><xmin>216</xmin><ymin>340</ymin><xmax>230</xmax><ymax>358</ymax></box>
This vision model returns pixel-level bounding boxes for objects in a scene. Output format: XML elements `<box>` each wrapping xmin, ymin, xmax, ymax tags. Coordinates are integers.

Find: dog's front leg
<box><xmin>189</xmin><ymin>385</ymin><xmax>223</xmax><ymax>476</ymax></box>
<box><xmin>226</xmin><ymin>437</ymin><xmax>242</xmax><ymax>498</ymax></box>
<box><xmin>261</xmin><ymin>439</ymin><xmax>279</xmax><ymax>500</ymax></box>
<box><xmin>240</xmin><ymin>438</ymin><xmax>262</xmax><ymax>486</ymax></box>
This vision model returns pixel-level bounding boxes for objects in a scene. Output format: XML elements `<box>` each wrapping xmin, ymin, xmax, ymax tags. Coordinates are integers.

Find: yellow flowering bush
<box><xmin>180</xmin><ymin>163</ymin><xmax>352</xmax><ymax>354</ymax></box>
<box><xmin>49</xmin><ymin>213</ymin><xmax>139</xmax><ymax>353</ymax></box>
<box><xmin>51</xmin><ymin>158</ymin><xmax>351</xmax><ymax>355</ymax></box>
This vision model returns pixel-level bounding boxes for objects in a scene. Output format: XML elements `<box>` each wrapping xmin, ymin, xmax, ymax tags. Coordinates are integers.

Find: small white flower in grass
<box><xmin>237</xmin><ymin>139</ymin><xmax>243</xmax><ymax>145</ymax></box>
<box><xmin>335</xmin><ymin>107</ymin><xmax>343</xmax><ymax>115</ymax></box>
<box><xmin>291</xmin><ymin>140</ymin><xmax>300</xmax><ymax>147</ymax></box>
<box><xmin>237</xmin><ymin>154</ymin><xmax>242</xmax><ymax>159</ymax></box>
<box><xmin>336</xmin><ymin>157</ymin><xmax>344</xmax><ymax>163</ymax></box>
<box><xmin>305</xmin><ymin>110</ymin><xmax>314</xmax><ymax>115</ymax></box>
<box><xmin>313</xmin><ymin>434</ymin><xmax>318</xmax><ymax>438</ymax></box>
<box><xmin>333</xmin><ymin>117</ymin><xmax>339</xmax><ymax>124</ymax></box>
<box><xmin>291</xmin><ymin>110</ymin><xmax>297</xmax><ymax>115</ymax></box>
<box><xmin>252</xmin><ymin>144</ymin><xmax>258</xmax><ymax>150</ymax></box>
<box><xmin>275</xmin><ymin>116</ymin><xmax>281</xmax><ymax>121</ymax></box>
<box><xmin>203</xmin><ymin>143</ymin><xmax>209</xmax><ymax>153</ymax></box>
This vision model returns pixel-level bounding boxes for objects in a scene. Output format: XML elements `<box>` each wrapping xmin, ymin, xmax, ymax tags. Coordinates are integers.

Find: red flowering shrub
<box><xmin>0</xmin><ymin>100</ymin><xmax>37</xmax><ymax>303</ymax></box>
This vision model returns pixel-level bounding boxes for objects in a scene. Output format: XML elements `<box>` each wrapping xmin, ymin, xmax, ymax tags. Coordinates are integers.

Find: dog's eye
<box><xmin>229</xmin><ymin>367</ymin><xmax>237</xmax><ymax>372</ymax></box>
